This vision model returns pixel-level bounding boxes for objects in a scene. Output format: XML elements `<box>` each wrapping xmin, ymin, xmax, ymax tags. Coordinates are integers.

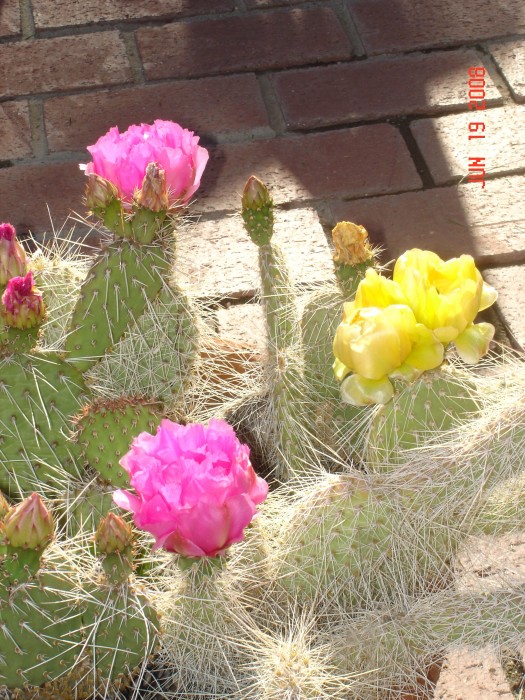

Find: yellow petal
<box><xmin>340</xmin><ymin>373</ymin><xmax>394</xmax><ymax>406</ymax></box>
<box><xmin>479</xmin><ymin>281</ymin><xmax>498</xmax><ymax>311</ymax></box>
<box><xmin>454</xmin><ymin>322</ymin><xmax>495</xmax><ymax>364</ymax></box>
<box><xmin>405</xmin><ymin>336</ymin><xmax>444</xmax><ymax>371</ymax></box>
<box><xmin>333</xmin><ymin>357</ymin><xmax>351</xmax><ymax>382</ymax></box>
<box><xmin>354</xmin><ymin>268</ymin><xmax>406</xmax><ymax>309</ymax></box>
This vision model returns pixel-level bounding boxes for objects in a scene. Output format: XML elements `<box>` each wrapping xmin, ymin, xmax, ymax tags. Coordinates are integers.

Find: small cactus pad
<box><xmin>367</xmin><ymin>367</ymin><xmax>480</xmax><ymax>468</ymax></box>
<box><xmin>73</xmin><ymin>397</ymin><xmax>162</xmax><ymax>487</ymax></box>
<box><xmin>0</xmin><ymin>352</ymin><xmax>88</xmax><ymax>496</ymax></box>
<box><xmin>63</xmin><ymin>241</ymin><xmax>170</xmax><ymax>371</ymax></box>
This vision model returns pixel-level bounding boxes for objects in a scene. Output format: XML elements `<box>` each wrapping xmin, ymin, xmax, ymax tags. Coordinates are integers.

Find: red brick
<box><xmin>32</xmin><ymin>0</ymin><xmax>234</xmax><ymax>28</ymax></box>
<box><xmin>177</xmin><ymin>208</ymin><xmax>333</xmax><ymax>298</ymax></box>
<box><xmin>195</xmin><ymin>125</ymin><xmax>421</xmax><ymax>212</ymax></box>
<box><xmin>0</xmin><ymin>33</ymin><xmax>132</xmax><ymax>99</ymax></box>
<box><xmin>44</xmin><ymin>75</ymin><xmax>269</xmax><ymax>153</ymax></box>
<box><xmin>273</xmin><ymin>49</ymin><xmax>502</xmax><ymax>130</ymax></box>
<box><xmin>347</xmin><ymin>0</ymin><xmax>525</xmax><ymax>54</ymax></box>
<box><xmin>483</xmin><ymin>266</ymin><xmax>525</xmax><ymax>351</ymax></box>
<box><xmin>0</xmin><ymin>162</ymin><xmax>86</xmax><ymax>235</ymax></box>
<box><xmin>0</xmin><ymin>102</ymin><xmax>32</xmax><ymax>160</ymax></box>
<box><xmin>0</xmin><ymin>0</ymin><xmax>20</xmax><ymax>37</ymax></box>
<box><xmin>136</xmin><ymin>8</ymin><xmax>352</xmax><ymax>80</ymax></box>
<box><xmin>489</xmin><ymin>40</ymin><xmax>525</xmax><ymax>102</ymax></box>
<box><xmin>327</xmin><ymin>175</ymin><xmax>525</xmax><ymax>265</ymax></box>
<box><xmin>410</xmin><ymin>104</ymin><xmax>525</xmax><ymax>185</ymax></box>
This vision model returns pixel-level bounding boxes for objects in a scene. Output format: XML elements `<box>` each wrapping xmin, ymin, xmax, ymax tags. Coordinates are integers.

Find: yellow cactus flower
<box><xmin>392</xmin><ymin>249</ymin><xmax>498</xmax><ymax>343</ymax></box>
<box><xmin>333</xmin><ymin>303</ymin><xmax>444</xmax><ymax>405</ymax></box>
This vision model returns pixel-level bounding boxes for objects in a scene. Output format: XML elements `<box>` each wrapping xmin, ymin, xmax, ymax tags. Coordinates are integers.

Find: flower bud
<box><xmin>332</xmin><ymin>221</ymin><xmax>374</xmax><ymax>266</ymax></box>
<box><xmin>241</xmin><ymin>176</ymin><xmax>274</xmax><ymax>246</ymax></box>
<box><xmin>2</xmin><ymin>493</ymin><xmax>54</xmax><ymax>551</ymax></box>
<box><xmin>0</xmin><ymin>222</ymin><xmax>28</xmax><ymax>285</ymax></box>
<box><xmin>1</xmin><ymin>271</ymin><xmax>46</xmax><ymax>330</ymax></box>
<box><xmin>95</xmin><ymin>513</ymin><xmax>134</xmax><ymax>555</ymax></box>
<box><xmin>135</xmin><ymin>162</ymin><xmax>170</xmax><ymax>212</ymax></box>
<box><xmin>85</xmin><ymin>173</ymin><xmax>119</xmax><ymax>211</ymax></box>
<box><xmin>0</xmin><ymin>491</ymin><xmax>10</xmax><ymax>520</ymax></box>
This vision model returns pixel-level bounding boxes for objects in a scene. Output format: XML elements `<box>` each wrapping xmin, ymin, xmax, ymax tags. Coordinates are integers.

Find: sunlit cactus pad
<box><xmin>73</xmin><ymin>397</ymin><xmax>162</xmax><ymax>487</ymax></box>
<box><xmin>63</xmin><ymin>240</ymin><xmax>170</xmax><ymax>370</ymax></box>
<box><xmin>0</xmin><ymin>352</ymin><xmax>88</xmax><ymax>495</ymax></box>
<box><xmin>367</xmin><ymin>365</ymin><xmax>481</xmax><ymax>467</ymax></box>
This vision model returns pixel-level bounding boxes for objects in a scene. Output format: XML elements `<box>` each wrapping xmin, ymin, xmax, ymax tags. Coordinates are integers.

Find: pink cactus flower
<box><xmin>84</xmin><ymin>120</ymin><xmax>209</xmax><ymax>207</ymax></box>
<box><xmin>113</xmin><ymin>419</ymin><xmax>268</xmax><ymax>558</ymax></box>
<box><xmin>0</xmin><ymin>222</ymin><xmax>27</xmax><ymax>285</ymax></box>
<box><xmin>1</xmin><ymin>271</ymin><xmax>45</xmax><ymax>329</ymax></box>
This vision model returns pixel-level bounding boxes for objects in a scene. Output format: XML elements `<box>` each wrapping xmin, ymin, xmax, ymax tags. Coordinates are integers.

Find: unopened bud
<box><xmin>85</xmin><ymin>173</ymin><xmax>119</xmax><ymax>211</ymax></box>
<box><xmin>241</xmin><ymin>176</ymin><xmax>274</xmax><ymax>246</ymax></box>
<box><xmin>0</xmin><ymin>491</ymin><xmax>10</xmax><ymax>520</ymax></box>
<box><xmin>95</xmin><ymin>513</ymin><xmax>133</xmax><ymax>555</ymax></box>
<box><xmin>1</xmin><ymin>271</ymin><xmax>46</xmax><ymax>330</ymax></box>
<box><xmin>136</xmin><ymin>162</ymin><xmax>169</xmax><ymax>213</ymax></box>
<box><xmin>332</xmin><ymin>222</ymin><xmax>374</xmax><ymax>266</ymax></box>
<box><xmin>2</xmin><ymin>493</ymin><xmax>54</xmax><ymax>551</ymax></box>
<box><xmin>0</xmin><ymin>223</ymin><xmax>28</xmax><ymax>285</ymax></box>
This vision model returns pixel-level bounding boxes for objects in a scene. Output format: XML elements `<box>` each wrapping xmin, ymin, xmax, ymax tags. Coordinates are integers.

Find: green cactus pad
<box><xmin>0</xmin><ymin>571</ymin><xmax>85</xmax><ymax>689</ymax></box>
<box><xmin>276</xmin><ymin>473</ymin><xmax>453</xmax><ymax>609</ymax></box>
<box><xmin>73</xmin><ymin>397</ymin><xmax>162</xmax><ymax>487</ymax></box>
<box><xmin>82</xmin><ymin>582</ymin><xmax>159</xmax><ymax>693</ymax></box>
<box><xmin>0</xmin><ymin>352</ymin><xmax>88</xmax><ymax>496</ymax></box>
<box><xmin>85</xmin><ymin>283</ymin><xmax>199</xmax><ymax>402</ymax></box>
<box><xmin>367</xmin><ymin>367</ymin><xmax>480</xmax><ymax>469</ymax></box>
<box><xmin>63</xmin><ymin>241</ymin><xmax>170</xmax><ymax>371</ymax></box>
<box><xmin>242</xmin><ymin>202</ymin><xmax>274</xmax><ymax>246</ymax></box>
<box><xmin>277</xmin><ymin>474</ymin><xmax>396</xmax><ymax>604</ymax></box>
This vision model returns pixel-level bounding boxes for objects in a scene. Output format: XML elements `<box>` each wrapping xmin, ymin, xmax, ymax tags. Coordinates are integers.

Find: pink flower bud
<box><xmin>2</xmin><ymin>493</ymin><xmax>54</xmax><ymax>551</ymax></box>
<box><xmin>0</xmin><ymin>222</ymin><xmax>28</xmax><ymax>285</ymax></box>
<box><xmin>113</xmin><ymin>419</ymin><xmax>269</xmax><ymax>558</ymax></box>
<box><xmin>241</xmin><ymin>176</ymin><xmax>272</xmax><ymax>211</ymax></box>
<box><xmin>1</xmin><ymin>271</ymin><xmax>46</xmax><ymax>330</ymax></box>
<box><xmin>95</xmin><ymin>513</ymin><xmax>134</xmax><ymax>555</ymax></box>
<box><xmin>85</xmin><ymin>173</ymin><xmax>119</xmax><ymax>211</ymax></box>
<box><xmin>135</xmin><ymin>162</ymin><xmax>170</xmax><ymax>212</ymax></box>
